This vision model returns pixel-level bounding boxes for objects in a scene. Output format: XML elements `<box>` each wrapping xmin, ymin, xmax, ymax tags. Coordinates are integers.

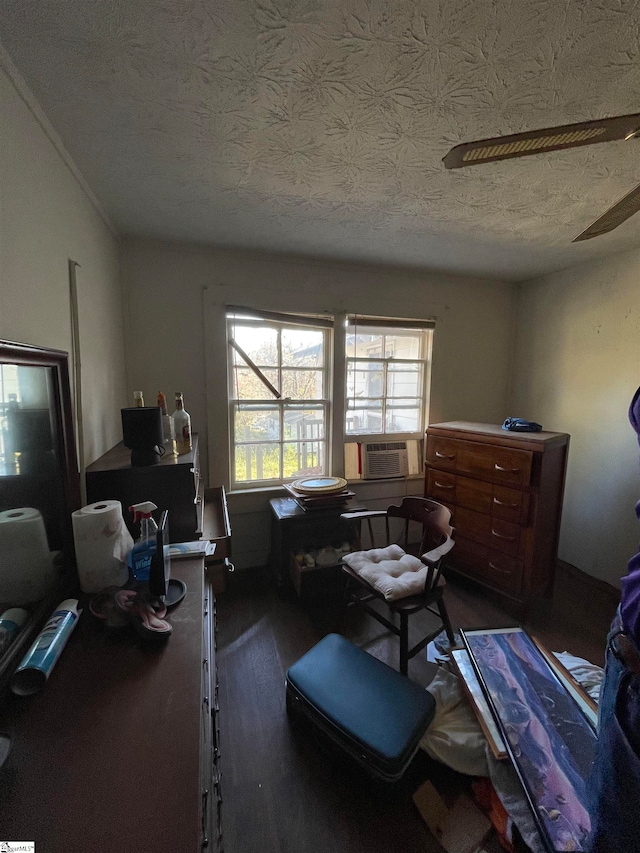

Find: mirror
<box><xmin>0</xmin><ymin>340</ymin><xmax>80</xmax><ymax>693</ymax></box>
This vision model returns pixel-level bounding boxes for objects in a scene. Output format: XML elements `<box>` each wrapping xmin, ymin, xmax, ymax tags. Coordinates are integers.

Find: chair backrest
<box><xmin>354</xmin><ymin>497</ymin><xmax>453</xmax><ymax>552</ymax></box>
<box><xmin>386</xmin><ymin>497</ymin><xmax>453</xmax><ymax>557</ymax></box>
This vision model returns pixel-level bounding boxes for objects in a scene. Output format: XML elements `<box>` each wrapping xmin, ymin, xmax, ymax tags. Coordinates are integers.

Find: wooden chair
<box><xmin>340</xmin><ymin>497</ymin><xmax>456</xmax><ymax>676</ymax></box>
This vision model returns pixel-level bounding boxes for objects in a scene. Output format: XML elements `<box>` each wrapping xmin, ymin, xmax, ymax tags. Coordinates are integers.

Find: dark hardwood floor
<box><xmin>216</xmin><ymin>565</ymin><xmax>617</xmax><ymax>853</ymax></box>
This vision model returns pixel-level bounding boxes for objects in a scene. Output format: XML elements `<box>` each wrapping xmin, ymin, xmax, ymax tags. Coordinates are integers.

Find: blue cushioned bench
<box><xmin>285</xmin><ymin>633</ymin><xmax>436</xmax><ymax>781</ymax></box>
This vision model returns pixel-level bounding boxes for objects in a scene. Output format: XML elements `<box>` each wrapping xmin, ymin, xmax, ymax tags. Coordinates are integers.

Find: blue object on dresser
<box><xmin>285</xmin><ymin>633</ymin><xmax>436</xmax><ymax>781</ymax></box>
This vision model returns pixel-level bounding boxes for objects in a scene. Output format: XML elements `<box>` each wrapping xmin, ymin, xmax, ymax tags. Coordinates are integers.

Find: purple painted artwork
<box><xmin>463</xmin><ymin>628</ymin><xmax>596</xmax><ymax>853</ymax></box>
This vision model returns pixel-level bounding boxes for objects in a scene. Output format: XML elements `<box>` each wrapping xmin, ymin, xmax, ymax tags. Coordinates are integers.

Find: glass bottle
<box><xmin>171</xmin><ymin>392</ymin><xmax>192</xmax><ymax>455</ymax></box>
<box><xmin>157</xmin><ymin>391</ymin><xmax>173</xmax><ymax>444</ymax></box>
<box><xmin>133</xmin><ymin>391</ymin><xmax>144</xmax><ymax>407</ymax></box>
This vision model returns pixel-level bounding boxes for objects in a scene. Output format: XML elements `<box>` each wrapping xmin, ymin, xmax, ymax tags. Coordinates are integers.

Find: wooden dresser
<box><xmin>424</xmin><ymin>422</ymin><xmax>569</xmax><ymax>613</ymax></box>
<box><xmin>0</xmin><ymin>558</ymin><xmax>223</xmax><ymax>852</ymax></box>
<box><xmin>86</xmin><ymin>434</ymin><xmax>203</xmax><ymax>543</ymax></box>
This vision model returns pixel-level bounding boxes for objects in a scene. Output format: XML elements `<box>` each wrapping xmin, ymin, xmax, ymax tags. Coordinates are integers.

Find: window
<box><xmin>226</xmin><ymin>308</ymin><xmax>434</xmax><ymax>488</ymax></box>
<box><xmin>227</xmin><ymin>308</ymin><xmax>331</xmax><ymax>487</ymax></box>
<box><xmin>345</xmin><ymin>317</ymin><xmax>433</xmax><ymax>437</ymax></box>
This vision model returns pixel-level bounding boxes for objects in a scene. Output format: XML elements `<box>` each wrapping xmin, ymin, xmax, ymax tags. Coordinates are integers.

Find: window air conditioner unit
<box><xmin>362</xmin><ymin>441</ymin><xmax>409</xmax><ymax>480</ymax></box>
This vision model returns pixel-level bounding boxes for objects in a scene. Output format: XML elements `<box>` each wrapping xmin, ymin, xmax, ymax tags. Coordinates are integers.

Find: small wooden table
<box><xmin>269</xmin><ymin>497</ymin><xmax>366</xmax><ymax>600</ymax></box>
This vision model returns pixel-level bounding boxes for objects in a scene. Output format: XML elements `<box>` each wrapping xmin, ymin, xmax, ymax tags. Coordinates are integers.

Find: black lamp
<box><xmin>121</xmin><ymin>407</ymin><xmax>164</xmax><ymax>466</ymax></box>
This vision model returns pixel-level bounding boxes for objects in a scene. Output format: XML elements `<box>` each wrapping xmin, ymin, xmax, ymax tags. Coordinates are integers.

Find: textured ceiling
<box><xmin>2</xmin><ymin>0</ymin><xmax>640</xmax><ymax>280</ymax></box>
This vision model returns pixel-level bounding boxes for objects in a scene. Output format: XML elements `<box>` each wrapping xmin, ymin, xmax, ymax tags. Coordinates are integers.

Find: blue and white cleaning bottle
<box><xmin>11</xmin><ymin>599</ymin><xmax>81</xmax><ymax>696</ymax></box>
<box><xmin>127</xmin><ymin>501</ymin><xmax>158</xmax><ymax>583</ymax></box>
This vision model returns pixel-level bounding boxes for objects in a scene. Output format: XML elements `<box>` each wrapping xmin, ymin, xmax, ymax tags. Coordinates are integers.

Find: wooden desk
<box><xmin>0</xmin><ymin>559</ymin><xmax>221</xmax><ymax>852</ymax></box>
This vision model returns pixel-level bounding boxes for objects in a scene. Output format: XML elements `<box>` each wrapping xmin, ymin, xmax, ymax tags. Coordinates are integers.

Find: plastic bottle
<box><xmin>127</xmin><ymin>501</ymin><xmax>159</xmax><ymax>583</ymax></box>
<box><xmin>0</xmin><ymin>607</ymin><xmax>29</xmax><ymax>655</ymax></box>
<box><xmin>157</xmin><ymin>391</ymin><xmax>173</xmax><ymax>444</ymax></box>
<box><xmin>10</xmin><ymin>599</ymin><xmax>81</xmax><ymax>696</ymax></box>
<box><xmin>133</xmin><ymin>391</ymin><xmax>144</xmax><ymax>407</ymax></box>
<box><xmin>171</xmin><ymin>392</ymin><xmax>192</xmax><ymax>455</ymax></box>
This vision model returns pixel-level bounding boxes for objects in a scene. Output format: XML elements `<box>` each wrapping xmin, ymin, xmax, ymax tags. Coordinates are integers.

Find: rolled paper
<box><xmin>0</xmin><ymin>507</ymin><xmax>56</xmax><ymax>604</ymax></box>
<box><xmin>72</xmin><ymin>501</ymin><xmax>133</xmax><ymax>593</ymax></box>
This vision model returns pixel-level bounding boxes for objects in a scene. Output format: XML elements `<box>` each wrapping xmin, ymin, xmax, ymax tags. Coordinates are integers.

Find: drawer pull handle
<box><xmin>435</xmin><ymin>451</ymin><xmax>455</xmax><ymax>459</ymax></box>
<box><xmin>491</xmin><ymin>528</ymin><xmax>516</xmax><ymax>541</ymax></box>
<box><xmin>494</xmin><ymin>464</ymin><xmax>520</xmax><ymax>473</ymax></box>
<box><xmin>489</xmin><ymin>561</ymin><xmax>512</xmax><ymax>574</ymax></box>
<box><xmin>493</xmin><ymin>497</ymin><xmax>518</xmax><ymax>508</ymax></box>
<box><xmin>434</xmin><ymin>481</ymin><xmax>454</xmax><ymax>489</ymax></box>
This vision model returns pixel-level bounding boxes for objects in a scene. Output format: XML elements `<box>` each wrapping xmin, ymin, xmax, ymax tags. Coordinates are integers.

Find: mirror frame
<box><xmin>0</xmin><ymin>339</ymin><xmax>81</xmax><ymax>694</ymax></box>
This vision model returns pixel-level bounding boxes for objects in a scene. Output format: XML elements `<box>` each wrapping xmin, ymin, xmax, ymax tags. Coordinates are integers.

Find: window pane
<box><xmin>282</xmin><ymin>369</ymin><xmax>323</xmax><ymax>399</ymax></box>
<box><xmin>283</xmin><ymin>441</ymin><xmax>325</xmax><ymax>478</ymax></box>
<box><xmin>231</xmin><ymin>325</ymin><xmax>277</xmax><ymax>366</ymax></box>
<box><xmin>282</xmin><ymin>329</ymin><xmax>324</xmax><ymax>367</ymax></box>
<box><xmin>346</xmin><ymin>401</ymin><xmax>383</xmax><ymax>434</ymax></box>
<box><xmin>232</xmin><ymin>367</ymin><xmax>279</xmax><ymax>400</ymax></box>
<box><xmin>347</xmin><ymin>362</ymin><xmax>383</xmax><ymax>398</ymax></box>
<box><xmin>283</xmin><ymin>407</ymin><xmax>325</xmax><ymax>440</ymax></box>
<box><xmin>387</xmin><ymin>363</ymin><xmax>422</xmax><ymax>399</ymax></box>
<box><xmin>385</xmin><ymin>333</ymin><xmax>421</xmax><ymax>358</ymax></box>
<box><xmin>385</xmin><ymin>406</ymin><xmax>421</xmax><ymax>433</ymax></box>
<box><xmin>235</xmin><ymin>443</ymin><xmax>281</xmax><ymax>482</ymax></box>
<box><xmin>347</xmin><ymin>330</ymin><xmax>383</xmax><ymax>359</ymax></box>
<box><xmin>234</xmin><ymin>405</ymin><xmax>279</xmax><ymax>441</ymax></box>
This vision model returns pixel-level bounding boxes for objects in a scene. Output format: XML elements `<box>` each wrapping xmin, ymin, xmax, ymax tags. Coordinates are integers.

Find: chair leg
<box><xmin>399</xmin><ymin>612</ymin><xmax>409</xmax><ymax>676</ymax></box>
<box><xmin>437</xmin><ymin>598</ymin><xmax>455</xmax><ymax>645</ymax></box>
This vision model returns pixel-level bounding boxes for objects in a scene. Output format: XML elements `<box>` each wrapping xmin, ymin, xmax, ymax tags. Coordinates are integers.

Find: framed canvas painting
<box><xmin>461</xmin><ymin>627</ymin><xmax>596</xmax><ymax>853</ymax></box>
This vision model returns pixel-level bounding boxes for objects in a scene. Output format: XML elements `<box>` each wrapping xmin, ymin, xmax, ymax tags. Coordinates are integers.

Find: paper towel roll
<box><xmin>72</xmin><ymin>501</ymin><xmax>133</xmax><ymax>593</ymax></box>
<box><xmin>0</xmin><ymin>507</ymin><xmax>57</xmax><ymax>605</ymax></box>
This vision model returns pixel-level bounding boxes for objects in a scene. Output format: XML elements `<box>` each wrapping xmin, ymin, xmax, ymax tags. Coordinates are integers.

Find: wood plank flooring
<box><xmin>216</xmin><ymin>565</ymin><xmax>617</xmax><ymax>853</ymax></box>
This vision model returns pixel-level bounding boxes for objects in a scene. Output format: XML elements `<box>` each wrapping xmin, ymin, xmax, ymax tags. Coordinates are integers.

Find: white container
<box><xmin>0</xmin><ymin>508</ymin><xmax>56</xmax><ymax>604</ymax></box>
<box><xmin>72</xmin><ymin>501</ymin><xmax>132</xmax><ymax>593</ymax></box>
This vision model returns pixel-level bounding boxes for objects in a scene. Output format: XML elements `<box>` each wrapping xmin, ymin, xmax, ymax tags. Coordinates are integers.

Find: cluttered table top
<box><xmin>0</xmin><ymin>558</ymin><xmax>204</xmax><ymax>852</ymax></box>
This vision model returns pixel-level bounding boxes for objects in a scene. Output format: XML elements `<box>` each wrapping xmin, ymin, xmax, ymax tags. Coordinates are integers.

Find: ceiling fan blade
<box><xmin>572</xmin><ymin>181</ymin><xmax>640</xmax><ymax>241</ymax></box>
<box><xmin>443</xmin><ymin>113</ymin><xmax>640</xmax><ymax>169</ymax></box>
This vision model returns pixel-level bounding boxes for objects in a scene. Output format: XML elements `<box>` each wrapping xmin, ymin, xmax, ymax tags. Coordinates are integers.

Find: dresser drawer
<box><xmin>427</xmin><ymin>436</ymin><xmax>532</xmax><ymax>487</ymax></box>
<box><xmin>449</xmin><ymin>535</ymin><xmax>523</xmax><ymax>595</ymax></box>
<box><xmin>485</xmin><ymin>551</ymin><xmax>523</xmax><ymax>595</ymax></box>
<box><xmin>455</xmin><ymin>507</ymin><xmax>521</xmax><ymax>557</ymax></box>
<box><xmin>426</xmin><ymin>436</ymin><xmax>462</xmax><ymax>468</ymax></box>
<box><xmin>454</xmin><ymin>476</ymin><xmax>492</xmax><ymax>514</ymax></box>
<box><xmin>491</xmin><ymin>485</ymin><xmax>529</xmax><ymax>525</ymax></box>
<box><xmin>427</xmin><ymin>472</ymin><xmax>529</xmax><ymax>526</ymax></box>
<box><xmin>426</xmin><ymin>469</ymin><xmax>457</xmax><ymax>503</ymax></box>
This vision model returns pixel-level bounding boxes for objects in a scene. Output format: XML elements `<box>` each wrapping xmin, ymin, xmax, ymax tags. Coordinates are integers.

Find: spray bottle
<box><xmin>127</xmin><ymin>501</ymin><xmax>158</xmax><ymax>583</ymax></box>
<box><xmin>11</xmin><ymin>599</ymin><xmax>81</xmax><ymax>696</ymax></box>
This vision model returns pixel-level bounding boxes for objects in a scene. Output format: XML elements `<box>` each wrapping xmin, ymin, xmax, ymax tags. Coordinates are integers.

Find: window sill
<box><xmin>226</xmin><ymin>475</ymin><xmax>425</xmax><ymax>514</ymax></box>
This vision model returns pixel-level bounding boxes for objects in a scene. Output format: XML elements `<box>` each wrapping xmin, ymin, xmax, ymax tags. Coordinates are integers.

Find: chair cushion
<box><xmin>343</xmin><ymin>544</ymin><xmax>441</xmax><ymax>601</ymax></box>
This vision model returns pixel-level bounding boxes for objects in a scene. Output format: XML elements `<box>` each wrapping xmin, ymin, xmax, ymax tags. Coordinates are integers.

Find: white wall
<box><xmin>121</xmin><ymin>236</ymin><xmax>517</xmax><ymax>568</ymax></box>
<box><xmin>511</xmin><ymin>249</ymin><xmax>640</xmax><ymax>587</ymax></box>
<box><xmin>0</xmin><ymin>53</ymin><xmax>127</xmax><ymax>466</ymax></box>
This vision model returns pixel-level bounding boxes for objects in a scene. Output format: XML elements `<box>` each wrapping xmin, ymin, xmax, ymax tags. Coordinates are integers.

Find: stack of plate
<box><xmin>283</xmin><ymin>476</ymin><xmax>354</xmax><ymax>511</ymax></box>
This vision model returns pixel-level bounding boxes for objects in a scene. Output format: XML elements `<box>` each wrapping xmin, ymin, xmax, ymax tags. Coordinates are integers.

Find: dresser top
<box><xmin>0</xmin><ymin>558</ymin><xmax>205</xmax><ymax>851</ymax></box>
<box><xmin>86</xmin><ymin>432</ymin><xmax>198</xmax><ymax>472</ymax></box>
<box><xmin>427</xmin><ymin>421</ymin><xmax>569</xmax><ymax>449</ymax></box>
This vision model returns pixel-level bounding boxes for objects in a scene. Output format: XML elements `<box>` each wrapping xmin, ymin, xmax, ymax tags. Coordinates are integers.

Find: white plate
<box><xmin>291</xmin><ymin>476</ymin><xmax>347</xmax><ymax>495</ymax></box>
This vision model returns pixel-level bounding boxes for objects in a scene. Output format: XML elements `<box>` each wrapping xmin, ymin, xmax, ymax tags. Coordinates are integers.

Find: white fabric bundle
<box><xmin>420</xmin><ymin>665</ymin><xmax>490</xmax><ymax>777</ymax></box>
<box><xmin>342</xmin><ymin>544</ymin><xmax>438</xmax><ymax>600</ymax></box>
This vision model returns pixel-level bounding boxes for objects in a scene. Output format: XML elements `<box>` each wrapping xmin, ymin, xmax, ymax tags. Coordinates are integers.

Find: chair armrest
<box><xmin>339</xmin><ymin>510</ymin><xmax>387</xmax><ymax>521</ymax></box>
<box><xmin>421</xmin><ymin>534</ymin><xmax>455</xmax><ymax>566</ymax></box>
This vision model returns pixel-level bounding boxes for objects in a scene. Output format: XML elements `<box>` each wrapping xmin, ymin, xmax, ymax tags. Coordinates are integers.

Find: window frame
<box><xmin>227</xmin><ymin>310</ymin><xmax>332</xmax><ymax>489</ymax></box>
<box><xmin>225</xmin><ymin>308</ymin><xmax>434</xmax><ymax>490</ymax></box>
<box><xmin>344</xmin><ymin>317</ymin><xmax>434</xmax><ymax>441</ymax></box>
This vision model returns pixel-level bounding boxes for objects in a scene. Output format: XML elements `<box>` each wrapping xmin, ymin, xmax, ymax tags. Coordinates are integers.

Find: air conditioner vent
<box><xmin>362</xmin><ymin>441</ymin><xmax>409</xmax><ymax>480</ymax></box>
